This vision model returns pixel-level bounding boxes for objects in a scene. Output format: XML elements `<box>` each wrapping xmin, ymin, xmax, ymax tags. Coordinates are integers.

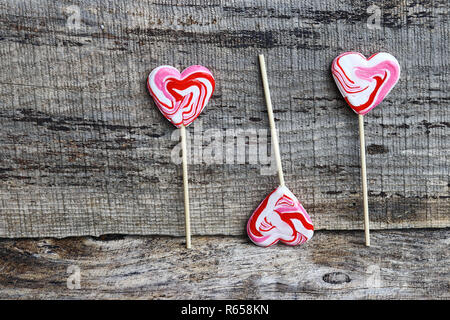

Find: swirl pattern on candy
<box><xmin>147</xmin><ymin>65</ymin><xmax>215</xmax><ymax>128</ymax></box>
<box><xmin>332</xmin><ymin>52</ymin><xmax>400</xmax><ymax>115</ymax></box>
<box><xmin>247</xmin><ymin>185</ymin><xmax>314</xmax><ymax>247</ymax></box>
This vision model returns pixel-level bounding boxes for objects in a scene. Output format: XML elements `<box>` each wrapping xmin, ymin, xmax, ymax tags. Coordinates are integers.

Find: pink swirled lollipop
<box><xmin>248</xmin><ymin>185</ymin><xmax>314</xmax><ymax>246</ymax></box>
<box><xmin>147</xmin><ymin>65</ymin><xmax>215</xmax><ymax>248</ymax></box>
<box><xmin>147</xmin><ymin>65</ymin><xmax>215</xmax><ymax>128</ymax></box>
<box><xmin>332</xmin><ymin>52</ymin><xmax>400</xmax><ymax>115</ymax></box>
<box><xmin>331</xmin><ymin>52</ymin><xmax>400</xmax><ymax>246</ymax></box>
<box><xmin>247</xmin><ymin>55</ymin><xmax>314</xmax><ymax>247</ymax></box>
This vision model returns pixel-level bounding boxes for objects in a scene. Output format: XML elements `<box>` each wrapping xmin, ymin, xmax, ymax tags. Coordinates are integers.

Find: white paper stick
<box><xmin>180</xmin><ymin>124</ymin><xmax>192</xmax><ymax>249</ymax></box>
<box><xmin>358</xmin><ymin>114</ymin><xmax>370</xmax><ymax>246</ymax></box>
<box><xmin>258</xmin><ymin>54</ymin><xmax>285</xmax><ymax>187</ymax></box>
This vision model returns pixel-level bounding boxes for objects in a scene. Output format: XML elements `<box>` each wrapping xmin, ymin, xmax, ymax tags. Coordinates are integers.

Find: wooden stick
<box><xmin>180</xmin><ymin>124</ymin><xmax>192</xmax><ymax>249</ymax></box>
<box><xmin>358</xmin><ymin>114</ymin><xmax>370</xmax><ymax>246</ymax></box>
<box><xmin>258</xmin><ymin>54</ymin><xmax>285</xmax><ymax>187</ymax></box>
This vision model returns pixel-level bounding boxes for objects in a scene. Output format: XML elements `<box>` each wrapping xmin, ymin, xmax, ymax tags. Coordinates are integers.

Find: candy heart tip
<box><xmin>147</xmin><ymin>64</ymin><xmax>215</xmax><ymax>128</ymax></box>
<box><xmin>247</xmin><ymin>185</ymin><xmax>314</xmax><ymax>247</ymax></box>
<box><xmin>331</xmin><ymin>52</ymin><xmax>400</xmax><ymax>115</ymax></box>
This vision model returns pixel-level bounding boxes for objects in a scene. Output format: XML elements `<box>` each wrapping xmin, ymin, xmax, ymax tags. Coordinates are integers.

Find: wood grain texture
<box><xmin>0</xmin><ymin>0</ymin><xmax>448</xmax><ymax>237</ymax></box>
<box><xmin>0</xmin><ymin>229</ymin><xmax>448</xmax><ymax>299</ymax></box>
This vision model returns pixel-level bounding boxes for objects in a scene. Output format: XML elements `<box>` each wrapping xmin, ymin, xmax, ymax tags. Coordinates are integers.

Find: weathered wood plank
<box><xmin>0</xmin><ymin>229</ymin><xmax>448</xmax><ymax>299</ymax></box>
<box><xmin>0</xmin><ymin>0</ymin><xmax>448</xmax><ymax>237</ymax></box>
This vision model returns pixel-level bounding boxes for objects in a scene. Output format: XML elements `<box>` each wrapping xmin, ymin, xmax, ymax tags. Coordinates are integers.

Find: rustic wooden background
<box><xmin>0</xmin><ymin>0</ymin><xmax>448</xmax><ymax>238</ymax></box>
<box><xmin>0</xmin><ymin>230</ymin><xmax>448</xmax><ymax>299</ymax></box>
<box><xmin>0</xmin><ymin>0</ymin><xmax>448</xmax><ymax>300</ymax></box>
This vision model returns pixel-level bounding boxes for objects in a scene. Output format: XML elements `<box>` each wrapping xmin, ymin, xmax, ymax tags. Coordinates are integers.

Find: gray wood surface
<box><xmin>0</xmin><ymin>0</ymin><xmax>449</xmax><ymax>238</ymax></box>
<box><xmin>0</xmin><ymin>229</ymin><xmax>448</xmax><ymax>299</ymax></box>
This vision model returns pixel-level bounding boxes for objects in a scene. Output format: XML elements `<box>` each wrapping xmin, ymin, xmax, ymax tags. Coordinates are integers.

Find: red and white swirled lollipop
<box><xmin>147</xmin><ymin>65</ymin><xmax>215</xmax><ymax>128</ymax></box>
<box><xmin>331</xmin><ymin>52</ymin><xmax>400</xmax><ymax>246</ymax></box>
<box><xmin>247</xmin><ymin>185</ymin><xmax>314</xmax><ymax>247</ymax></box>
<box><xmin>147</xmin><ymin>65</ymin><xmax>215</xmax><ymax>248</ymax></box>
<box><xmin>332</xmin><ymin>52</ymin><xmax>400</xmax><ymax>115</ymax></box>
<box><xmin>246</xmin><ymin>55</ymin><xmax>314</xmax><ymax>247</ymax></box>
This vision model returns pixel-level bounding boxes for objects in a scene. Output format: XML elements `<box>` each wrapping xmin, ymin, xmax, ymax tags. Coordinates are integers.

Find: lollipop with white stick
<box><xmin>331</xmin><ymin>52</ymin><xmax>400</xmax><ymax>246</ymax></box>
<box><xmin>247</xmin><ymin>55</ymin><xmax>314</xmax><ymax>247</ymax></box>
<box><xmin>147</xmin><ymin>65</ymin><xmax>215</xmax><ymax>248</ymax></box>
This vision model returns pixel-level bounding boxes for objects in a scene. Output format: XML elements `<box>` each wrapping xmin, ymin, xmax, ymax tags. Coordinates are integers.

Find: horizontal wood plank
<box><xmin>0</xmin><ymin>229</ymin><xmax>448</xmax><ymax>299</ymax></box>
<box><xmin>0</xmin><ymin>0</ymin><xmax>448</xmax><ymax>237</ymax></box>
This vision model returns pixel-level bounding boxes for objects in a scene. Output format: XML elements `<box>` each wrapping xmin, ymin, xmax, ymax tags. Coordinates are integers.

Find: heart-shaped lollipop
<box><xmin>332</xmin><ymin>52</ymin><xmax>400</xmax><ymax>246</ymax></box>
<box><xmin>147</xmin><ymin>65</ymin><xmax>215</xmax><ymax>127</ymax></box>
<box><xmin>247</xmin><ymin>185</ymin><xmax>314</xmax><ymax>247</ymax></box>
<box><xmin>331</xmin><ymin>52</ymin><xmax>400</xmax><ymax>115</ymax></box>
<box><xmin>147</xmin><ymin>64</ymin><xmax>215</xmax><ymax>249</ymax></box>
<box><xmin>247</xmin><ymin>55</ymin><xmax>314</xmax><ymax>248</ymax></box>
